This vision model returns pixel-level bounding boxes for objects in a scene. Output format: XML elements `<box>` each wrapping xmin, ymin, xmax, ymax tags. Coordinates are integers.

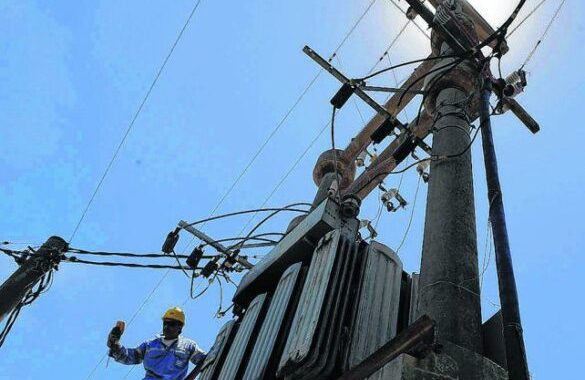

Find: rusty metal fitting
<box><xmin>422</xmin><ymin>56</ymin><xmax>481</xmax><ymax>116</ymax></box>
<box><xmin>312</xmin><ymin>149</ymin><xmax>356</xmax><ymax>190</ymax></box>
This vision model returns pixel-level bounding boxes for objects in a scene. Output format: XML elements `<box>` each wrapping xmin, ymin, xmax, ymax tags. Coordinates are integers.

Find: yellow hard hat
<box><xmin>162</xmin><ymin>307</ymin><xmax>185</xmax><ymax>325</ymax></box>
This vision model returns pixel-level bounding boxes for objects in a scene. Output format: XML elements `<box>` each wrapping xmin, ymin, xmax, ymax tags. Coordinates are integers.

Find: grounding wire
<box><xmin>71</xmin><ymin>0</ymin><xmax>205</xmax><ymax>245</ymax></box>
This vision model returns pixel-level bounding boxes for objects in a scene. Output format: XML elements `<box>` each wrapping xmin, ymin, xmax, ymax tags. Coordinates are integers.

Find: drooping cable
<box><xmin>359</xmin><ymin>53</ymin><xmax>462</xmax><ymax>82</ymax></box>
<box><xmin>181</xmin><ymin>204</ymin><xmax>311</xmax><ymax>228</ymax></box>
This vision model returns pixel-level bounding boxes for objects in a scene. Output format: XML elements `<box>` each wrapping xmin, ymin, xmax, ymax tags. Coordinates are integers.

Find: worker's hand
<box><xmin>107</xmin><ymin>321</ymin><xmax>125</xmax><ymax>348</ymax></box>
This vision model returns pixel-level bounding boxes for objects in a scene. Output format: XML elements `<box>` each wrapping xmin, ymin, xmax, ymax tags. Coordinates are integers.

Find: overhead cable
<box><xmin>199</xmin><ymin>0</ymin><xmax>379</xmax><ymax>231</ymax></box>
<box><xmin>63</xmin><ymin>257</ymin><xmax>196</xmax><ymax>271</ymax></box>
<box><xmin>71</xmin><ymin>0</ymin><xmax>205</xmax><ymax>245</ymax></box>
<box><xmin>181</xmin><ymin>204</ymin><xmax>311</xmax><ymax>228</ymax></box>
<box><xmin>507</xmin><ymin>0</ymin><xmax>547</xmax><ymax>38</ymax></box>
<box><xmin>386</xmin><ymin>0</ymin><xmax>431</xmax><ymax>40</ymax></box>
<box><xmin>520</xmin><ymin>0</ymin><xmax>566</xmax><ymax>69</ymax></box>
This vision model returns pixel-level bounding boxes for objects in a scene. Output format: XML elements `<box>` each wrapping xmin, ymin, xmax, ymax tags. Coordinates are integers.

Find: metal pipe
<box><xmin>479</xmin><ymin>84</ymin><xmax>529</xmax><ymax>380</ymax></box>
<box><xmin>337</xmin><ymin>315</ymin><xmax>435</xmax><ymax>380</ymax></box>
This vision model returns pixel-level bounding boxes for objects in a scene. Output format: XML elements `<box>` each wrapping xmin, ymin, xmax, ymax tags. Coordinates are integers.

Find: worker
<box><xmin>107</xmin><ymin>307</ymin><xmax>207</xmax><ymax>380</ymax></box>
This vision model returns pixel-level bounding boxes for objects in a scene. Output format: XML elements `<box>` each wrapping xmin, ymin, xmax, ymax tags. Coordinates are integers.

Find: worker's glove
<box><xmin>107</xmin><ymin>326</ymin><xmax>123</xmax><ymax>349</ymax></box>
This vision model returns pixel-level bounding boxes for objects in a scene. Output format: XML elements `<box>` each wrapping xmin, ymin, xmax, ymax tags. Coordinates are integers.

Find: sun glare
<box><xmin>466</xmin><ymin>0</ymin><xmax>519</xmax><ymax>27</ymax></box>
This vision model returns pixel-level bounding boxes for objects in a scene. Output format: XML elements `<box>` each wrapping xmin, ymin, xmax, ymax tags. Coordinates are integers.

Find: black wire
<box><xmin>68</xmin><ymin>0</ymin><xmax>206</xmax><ymax>244</ymax></box>
<box><xmin>0</xmin><ymin>303</ymin><xmax>23</xmax><ymax>348</ymax></box>
<box><xmin>181</xmin><ymin>204</ymin><xmax>311</xmax><ymax>228</ymax></box>
<box><xmin>228</xmin><ymin>207</ymin><xmax>306</xmax><ymax>252</ymax></box>
<box><xmin>362</xmin><ymin>0</ymin><xmax>527</xmax><ymax>86</ymax></box>
<box><xmin>63</xmin><ymin>257</ymin><xmax>198</xmax><ymax>271</ymax></box>
<box><xmin>0</xmin><ymin>268</ymin><xmax>56</xmax><ymax>348</ymax></box>
<box><xmin>199</xmin><ymin>233</ymin><xmax>283</xmax><ymax>249</ymax></box>
<box><xmin>473</xmin><ymin>0</ymin><xmax>527</xmax><ymax>55</ymax></box>
<box><xmin>411</xmin><ymin>57</ymin><xmax>471</xmax><ymax>127</ymax></box>
<box><xmin>67</xmin><ymin>248</ymin><xmax>213</xmax><ymax>260</ymax></box>
<box><xmin>171</xmin><ymin>250</ymin><xmax>191</xmax><ymax>278</ymax></box>
<box><xmin>358</xmin><ymin>54</ymin><xmax>462</xmax><ymax>81</ymax></box>
<box><xmin>191</xmin><ymin>278</ymin><xmax>212</xmax><ymax>300</ymax></box>
<box><xmin>217</xmin><ymin>206</ymin><xmax>310</xmax><ymax>272</ymax></box>
<box><xmin>398</xmin><ymin>56</ymin><xmax>467</xmax><ymax>110</ymax></box>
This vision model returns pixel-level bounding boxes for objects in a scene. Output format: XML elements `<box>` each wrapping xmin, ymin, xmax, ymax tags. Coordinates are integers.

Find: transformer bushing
<box><xmin>312</xmin><ymin>149</ymin><xmax>356</xmax><ymax>190</ymax></box>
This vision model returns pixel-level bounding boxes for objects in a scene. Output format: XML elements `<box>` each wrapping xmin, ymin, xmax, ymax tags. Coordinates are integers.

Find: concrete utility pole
<box><xmin>0</xmin><ymin>236</ymin><xmax>68</xmax><ymax>322</ymax></box>
<box><xmin>417</xmin><ymin>42</ymin><xmax>483</xmax><ymax>354</ymax></box>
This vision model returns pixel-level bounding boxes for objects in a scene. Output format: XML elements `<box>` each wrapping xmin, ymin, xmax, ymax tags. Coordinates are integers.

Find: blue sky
<box><xmin>0</xmin><ymin>0</ymin><xmax>582</xmax><ymax>378</ymax></box>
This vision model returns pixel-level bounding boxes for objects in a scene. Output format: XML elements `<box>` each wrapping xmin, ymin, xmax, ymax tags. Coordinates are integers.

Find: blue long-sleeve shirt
<box><xmin>109</xmin><ymin>335</ymin><xmax>206</xmax><ymax>380</ymax></box>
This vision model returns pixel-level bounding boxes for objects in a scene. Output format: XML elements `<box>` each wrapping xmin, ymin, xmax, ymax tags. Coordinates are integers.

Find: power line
<box><xmin>386</xmin><ymin>0</ymin><xmax>431</xmax><ymax>40</ymax></box>
<box><xmin>114</xmin><ymin>1</ymin><xmax>379</xmax><ymax>370</ymax></box>
<box><xmin>521</xmin><ymin>0</ymin><xmax>566</xmax><ymax>69</ymax></box>
<box><xmin>181</xmin><ymin>205</ymin><xmax>311</xmax><ymax>228</ymax></box>
<box><xmin>70</xmin><ymin>0</ymin><xmax>205</xmax><ymax>245</ymax></box>
<box><xmin>237</xmin><ymin>22</ymin><xmax>421</xmax><ymax>236</ymax></box>
<box><xmin>507</xmin><ymin>0</ymin><xmax>547</xmax><ymax>38</ymax></box>
<box><xmin>198</xmin><ymin>0</ymin><xmax>379</xmax><ymax>231</ymax></box>
<box><xmin>63</xmin><ymin>257</ymin><xmax>197</xmax><ymax>271</ymax></box>
<box><xmin>83</xmin><ymin>1</ymin><xmax>206</xmax><ymax>377</ymax></box>
<box><xmin>236</xmin><ymin>120</ymin><xmax>331</xmax><ymax>236</ymax></box>
<box><xmin>367</xmin><ymin>20</ymin><xmax>411</xmax><ymax>76</ymax></box>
